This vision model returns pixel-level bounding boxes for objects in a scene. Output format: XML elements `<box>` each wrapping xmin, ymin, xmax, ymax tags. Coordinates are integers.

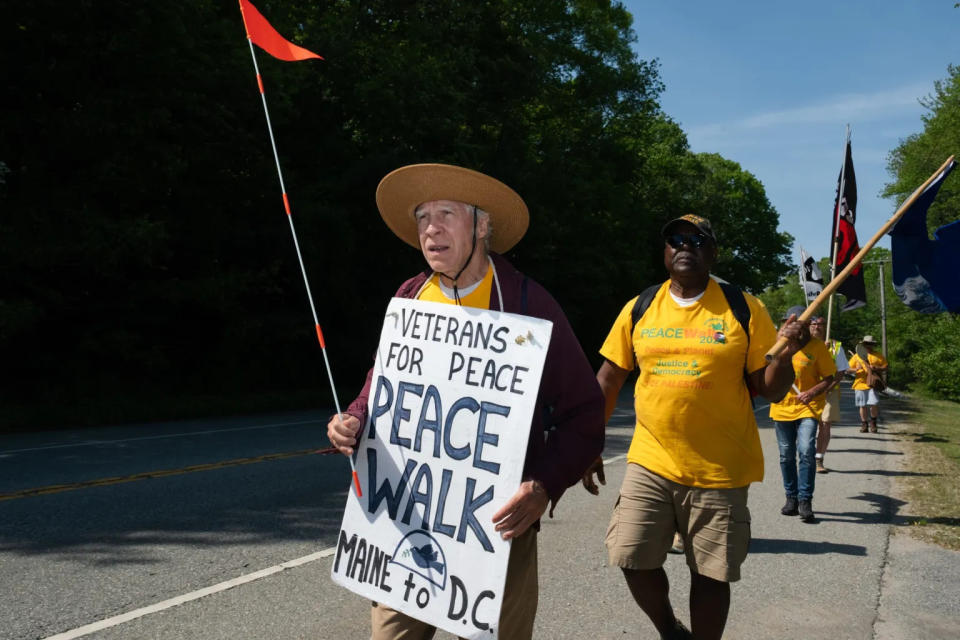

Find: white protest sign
<box><xmin>331</xmin><ymin>297</ymin><xmax>552</xmax><ymax>639</ymax></box>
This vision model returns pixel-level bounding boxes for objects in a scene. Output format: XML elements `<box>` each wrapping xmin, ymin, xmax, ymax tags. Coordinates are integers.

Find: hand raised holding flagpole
<box><xmin>236</xmin><ymin>0</ymin><xmax>361</xmax><ymax>497</ymax></box>
<box><xmin>766</xmin><ymin>155</ymin><xmax>955</xmax><ymax>361</ymax></box>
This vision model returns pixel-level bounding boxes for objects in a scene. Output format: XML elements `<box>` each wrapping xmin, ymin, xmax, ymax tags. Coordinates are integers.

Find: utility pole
<box><xmin>864</xmin><ymin>259</ymin><xmax>889</xmax><ymax>359</ymax></box>
<box><xmin>879</xmin><ymin>264</ymin><xmax>887</xmax><ymax>359</ymax></box>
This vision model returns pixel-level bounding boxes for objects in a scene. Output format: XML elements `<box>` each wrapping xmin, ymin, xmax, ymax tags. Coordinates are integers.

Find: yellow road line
<box><xmin>0</xmin><ymin>447</ymin><xmax>332</xmax><ymax>502</ymax></box>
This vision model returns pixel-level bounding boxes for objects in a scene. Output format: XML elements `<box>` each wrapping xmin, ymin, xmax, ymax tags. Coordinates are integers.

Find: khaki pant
<box><xmin>370</xmin><ymin>528</ymin><xmax>538</xmax><ymax>640</ymax></box>
<box><xmin>606</xmin><ymin>463</ymin><xmax>751</xmax><ymax>582</ymax></box>
<box><xmin>821</xmin><ymin>387</ymin><xmax>841</xmax><ymax>422</ymax></box>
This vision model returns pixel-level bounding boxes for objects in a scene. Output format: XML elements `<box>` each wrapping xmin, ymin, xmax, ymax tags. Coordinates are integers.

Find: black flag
<box><xmin>831</xmin><ymin>140</ymin><xmax>867</xmax><ymax>311</ymax></box>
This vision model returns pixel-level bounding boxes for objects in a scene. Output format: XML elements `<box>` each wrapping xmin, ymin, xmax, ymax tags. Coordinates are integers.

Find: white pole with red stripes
<box><xmin>239</xmin><ymin>4</ymin><xmax>361</xmax><ymax>497</ymax></box>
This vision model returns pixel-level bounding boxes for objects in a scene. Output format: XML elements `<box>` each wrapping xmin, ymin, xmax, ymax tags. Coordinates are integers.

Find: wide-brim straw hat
<box><xmin>376</xmin><ymin>164</ymin><xmax>529</xmax><ymax>254</ymax></box>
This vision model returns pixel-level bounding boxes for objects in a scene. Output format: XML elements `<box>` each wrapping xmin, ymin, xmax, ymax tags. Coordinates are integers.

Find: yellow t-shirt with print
<box><xmin>768</xmin><ymin>337</ymin><xmax>836</xmax><ymax>421</ymax></box>
<box><xmin>417</xmin><ymin>266</ymin><xmax>493</xmax><ymax>309</ymax></box>
<box><xmin>848</xmin><ymin>352</ymin><xmax>888</xmax><ymax>390</ymax></box>
<box><xmin>599</xmin><ymin>279</ymin><xmax>778</xmax><ymax>489</ymax></box>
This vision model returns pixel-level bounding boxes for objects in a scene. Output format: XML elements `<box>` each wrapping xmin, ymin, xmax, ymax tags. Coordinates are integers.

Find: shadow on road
<box><xmin>749</xmin><ymin>537</ymin><xmax>866</xmax><ymax>555</ymax></box>
<box><xmin>827</xmin><ymin>448</ymin><xmax>903</xmax><ymax>455</ymax></box>
<box><xmin>819</xmin><ymin>468</ymin><xmax>936</xmax><ymax>478</ymax></box>
<box><xmin>892</xmin><ymin>430</ymin><xmax>951</xmax><ymax>443</ymax></box>
<box><xmin>0</xmin><ymin>455</ymin><xmax>354</xmax><ymax>565</ymax></box>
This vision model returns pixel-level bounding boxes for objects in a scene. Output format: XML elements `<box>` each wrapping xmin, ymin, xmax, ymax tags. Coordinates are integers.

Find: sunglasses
<box><xmin>665</xmin><ymin>233</ymin><xmax>709</xmax><ymax>249</ymax></box>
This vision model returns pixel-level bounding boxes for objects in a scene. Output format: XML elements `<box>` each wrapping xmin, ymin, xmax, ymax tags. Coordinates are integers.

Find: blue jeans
<box><xmin>774</xmin><ymin>418</ymin><xmax>818</xmax><ymax>501</ymax></box>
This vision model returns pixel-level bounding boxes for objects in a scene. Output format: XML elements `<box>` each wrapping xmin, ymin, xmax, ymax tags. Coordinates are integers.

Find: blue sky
<box><xmin>622</xmin><ymin>1</ymin><xmax>958</xmax><ymax>266</ymax></box>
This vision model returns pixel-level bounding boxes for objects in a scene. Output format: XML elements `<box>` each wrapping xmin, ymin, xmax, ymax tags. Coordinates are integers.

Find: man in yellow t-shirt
<box><xmin>583</xmin><ymin>214</ymin><xmax>810</xmax><ymax>640</ymax></box>
<box><xmin>848</xmin><ymin>335</ymin><xmax>889</xmax><ymax>433</ymax></box>
<box><xmin>769</xmin><ymin>306</ymin><xmax>836</xmax><ymax>523</ymax></box>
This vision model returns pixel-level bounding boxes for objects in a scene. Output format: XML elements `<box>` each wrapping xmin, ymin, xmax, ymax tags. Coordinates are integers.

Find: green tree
<box><xmin>879</xmin><ymin>65</ymin><xmax>960</xmax><ymax>400</ymax></box>
<box><xmin>679</xmin><ymin>153</ymin><xmax>793</xmax><ymax>292</ymax></box>
<box><xmin>1</xmin><ymin>0</ymin><xmax>796</xmax><ymax>428</ymax></box>
<box><xmin>883</xmin><ymin>64</ymin><xmax>960</xmax><ymax>231</ymax></box>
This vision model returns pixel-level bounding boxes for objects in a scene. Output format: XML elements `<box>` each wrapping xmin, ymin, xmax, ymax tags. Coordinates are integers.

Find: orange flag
<box><xmin>239</xmin><ymin>0</ymin><xmax>323</xmax><ymax>61</ymax></box>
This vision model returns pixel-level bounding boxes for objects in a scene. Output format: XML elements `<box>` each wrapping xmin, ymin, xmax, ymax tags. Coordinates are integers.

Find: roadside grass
<box><xmin>888</xmin><ymin>393</ymin><xmax>960</xmax><ymax>550</ymax></box>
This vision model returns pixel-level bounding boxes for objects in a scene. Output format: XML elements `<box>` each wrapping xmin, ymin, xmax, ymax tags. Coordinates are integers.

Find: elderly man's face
<box><xmin>415</xmin><ymin>200</ymin><xmax>488</xmax><ymax>275</ymax></box>
<box><xmin>663</xmin><ymin>221</ymin><xmax>715</xmax><ymax>279</ymax></box>
<box><xmin>810</xmin><ymin>318</ymin><xmax>826</xmax><ymax>340</ymax></box>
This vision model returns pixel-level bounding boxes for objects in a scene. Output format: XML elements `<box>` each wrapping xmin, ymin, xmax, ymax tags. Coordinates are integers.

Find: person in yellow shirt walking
<box><xmin>848</xmin><ymin>336</ymin><xmax>889</xmax><ymax>433</ymax></box>
<box><xmin>769</xmin><ymin>306</ymin><xmax>836</xmax><ymax>523</ymax></box>
<box><xmin>583</xmin><ymin>214</ymin><xmax>808</xmax><ymax>640</ymax></box>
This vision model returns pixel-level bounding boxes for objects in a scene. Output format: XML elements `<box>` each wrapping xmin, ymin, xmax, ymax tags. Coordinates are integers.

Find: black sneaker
<box><xmin>799</xmin><ymin>499</ymin><xmax>815</xmax><ymax>522</ymax></box>
<box><xmin>661</xmin><ymin>619</ymin><xmax>693</xmax><ymax>640</ymax></box>
<box><xmin>781</xmin><ymin>497</ymin><xmax>799</xmax><ymax>516</ymax></box>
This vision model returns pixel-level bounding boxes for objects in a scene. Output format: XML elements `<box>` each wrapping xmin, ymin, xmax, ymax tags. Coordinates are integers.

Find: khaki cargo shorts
<box><xmin>606</xmin><ymin>463</ymin><xmax>751</xmax><ymax>582</ymax></box>
<box><xmin>821</xmin><ymin>387</ymin><xmax>841</xmax><ymax>422</ymax></box>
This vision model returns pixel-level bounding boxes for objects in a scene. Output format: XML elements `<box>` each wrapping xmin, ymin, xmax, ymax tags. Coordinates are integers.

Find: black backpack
<box><xmin>630</xmin><ymin>281</ymin><xmax>755</xmax><ymax>397</ymax></box>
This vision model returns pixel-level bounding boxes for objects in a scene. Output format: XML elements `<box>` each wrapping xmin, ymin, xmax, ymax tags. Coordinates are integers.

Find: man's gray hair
<box><xmin>475</xmin><ymin>205</ymin><xmax>491</xmax><ymax>250</ymax></box>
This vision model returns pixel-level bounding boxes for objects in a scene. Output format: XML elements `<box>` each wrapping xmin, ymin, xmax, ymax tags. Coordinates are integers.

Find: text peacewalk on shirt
<box><xmin>768</xmin><ymin>338</ymin><xmax>836</xmax><ymax>422</ymax></box>
<box><xmin>600</xmin><ymin>279</ymin><xmax>778</xmax><ymax>489</ymax></box>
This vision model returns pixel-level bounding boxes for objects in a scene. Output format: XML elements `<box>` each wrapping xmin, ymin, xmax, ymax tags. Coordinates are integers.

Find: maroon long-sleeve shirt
<box><xmin>345</xmin><ymin>252</ymin><xmax>604</xmax><ymax>504</ymax></box>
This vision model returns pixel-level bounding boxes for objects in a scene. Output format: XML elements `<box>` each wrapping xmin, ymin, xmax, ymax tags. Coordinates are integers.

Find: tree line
<box><xmin>761</xmin><ymin>65</ymin><xmax>960</xmax><ymax>401</ymax></box>
<box><xmin>4</xmin><ymin>0</ymin><xmax>820</xmax><ymax>430</ymax></box>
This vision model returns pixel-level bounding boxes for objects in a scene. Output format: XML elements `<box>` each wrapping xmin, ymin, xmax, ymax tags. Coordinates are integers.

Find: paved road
<box><xmin>0</xmin><ymin>410</ymin><xmax>349</xmax><ymax>640</ymax></box>
<box><xmin>2</xmin><ymin>385</ymin><xmax>958</xmax><ymax>639</ymax></box>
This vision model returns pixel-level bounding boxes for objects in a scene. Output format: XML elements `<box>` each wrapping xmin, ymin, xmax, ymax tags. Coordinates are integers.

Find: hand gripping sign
<box><xmin>331</xmin><ymin>298</ymin><xmax>552</xmax><ymax>639</ymax></box>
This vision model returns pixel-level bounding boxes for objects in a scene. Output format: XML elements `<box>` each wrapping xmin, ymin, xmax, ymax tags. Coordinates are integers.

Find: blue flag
<box><xmin>889</xmin><ymin>160</ymin><xmax>958</xmax><ymax>312</ymax></box>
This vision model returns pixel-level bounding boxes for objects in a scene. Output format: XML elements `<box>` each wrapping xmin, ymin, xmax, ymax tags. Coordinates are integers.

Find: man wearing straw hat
<box><xmin>583</xmin><ymin>214</ymin><xmax>809</xmax><ymax>639</ymax></box>
<box><xmin>327</xmin><ymin>163</ymin><xmax>604</xmax><ymax>639</ymax></box>
<box><xmin>848</xmin><ymin>336</ymin><xmax>888</xmax><ymax>433</ymax></box>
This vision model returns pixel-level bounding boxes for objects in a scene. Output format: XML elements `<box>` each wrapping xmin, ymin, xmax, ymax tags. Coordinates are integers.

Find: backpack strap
<box><xmin>629</xmin><ymin>284</ymin><xmax>662</xmax><ymax>368</ymax></box>
<box><xmin>630</xmin><ymin>284</ymin><xmax>663</xmax><ymax>334</ymax></box>
<box><xmin>717</xmin><ymin>282</ymin><xmax>751</xmax><ymax>344</ymax></box>
<box><xmin>717</xmin><ymin>282</ymin><xmax>756</xmax><ymax>399</ymax></box>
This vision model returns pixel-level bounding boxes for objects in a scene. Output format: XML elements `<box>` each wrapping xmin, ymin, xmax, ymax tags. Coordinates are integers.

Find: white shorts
<box><xmin>854</xmin><ymin>389</ymin><xmax>879</xmax><ymax>407</ymax></box>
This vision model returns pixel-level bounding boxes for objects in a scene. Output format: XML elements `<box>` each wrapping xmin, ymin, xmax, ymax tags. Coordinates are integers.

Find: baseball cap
<box><xmin>782</xmin><ymin>305</ymin><xmax>806</xmax><ymax>320</ymax></box>
<box><xmin>661</xmin><ymin>214</ymin><xmax>715</xmax><ymax>241</ymax></box>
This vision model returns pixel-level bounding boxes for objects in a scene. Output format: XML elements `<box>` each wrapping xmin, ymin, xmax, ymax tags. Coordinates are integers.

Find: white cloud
<box><xmin>688</xmin><ymin>83</ymin><xmax>931</xmax><ymax>140</ymax></box>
